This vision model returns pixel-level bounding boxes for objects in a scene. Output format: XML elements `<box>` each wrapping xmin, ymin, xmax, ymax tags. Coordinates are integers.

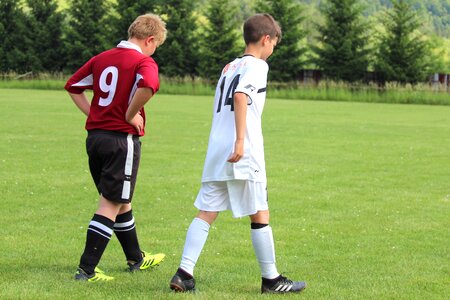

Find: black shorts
<box><xmin>86</xmin><ymin>130</ymin><xmax>141</xmax><ymax>203</ymax></box>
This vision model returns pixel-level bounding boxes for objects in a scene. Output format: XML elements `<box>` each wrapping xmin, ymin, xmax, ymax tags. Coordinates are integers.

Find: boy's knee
<box><xmin>197</xmin><ymin>210</ymin><xmax>219</xmax><ymax>225</ymax></box>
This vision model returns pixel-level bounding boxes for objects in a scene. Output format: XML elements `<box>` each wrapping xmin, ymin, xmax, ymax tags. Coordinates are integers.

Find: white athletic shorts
<box><xmin>194</xmin><ymin>180</ymin><xmax>268</xmax><ymax>218</ymax></box>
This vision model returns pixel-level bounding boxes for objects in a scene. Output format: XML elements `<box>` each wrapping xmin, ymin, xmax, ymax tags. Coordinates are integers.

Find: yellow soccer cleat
<box><xmin>75</xmin><ymin>267</ymin><xmax>114</xmax><ymax>282</ymax></box>
<box><xmin>128</xmin><ymin>251</ymin><xmax>165</xmax><ymax>271</ymax></box>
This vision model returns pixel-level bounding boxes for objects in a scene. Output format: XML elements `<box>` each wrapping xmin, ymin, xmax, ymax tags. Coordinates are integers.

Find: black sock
<box><xmin>114</xmin><ymin>210</ymin><xmax>142</xmax><ymax>263</ymax></box>
<box><xmin>79</xmin><ymin>214</ymin><xmax>114</xmax><ymax>274</ymax></box>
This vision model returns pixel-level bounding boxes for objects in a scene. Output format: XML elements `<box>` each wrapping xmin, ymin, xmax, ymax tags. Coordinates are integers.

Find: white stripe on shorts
<box><xmin>122</xmin><ymin>134</ymin><xmax>134</xmax><ymax>199</ymax></box>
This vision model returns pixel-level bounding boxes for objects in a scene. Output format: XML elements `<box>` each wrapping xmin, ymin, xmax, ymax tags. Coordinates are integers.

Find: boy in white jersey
<box><xmin>169</xmin><ymin>13</ymin><xmax>306</xmax><ymax>294</ymax></box>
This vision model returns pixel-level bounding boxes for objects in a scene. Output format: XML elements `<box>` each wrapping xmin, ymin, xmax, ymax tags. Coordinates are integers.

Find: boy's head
<box><xmin>243</xmin><ymin>13</ymin><xmax>282</xmax><ymax>46</ymax></box>
<box><xmin>128</xmin><ymin>14</ymin><xmax>167</xmax><ymax>47</ymax></box>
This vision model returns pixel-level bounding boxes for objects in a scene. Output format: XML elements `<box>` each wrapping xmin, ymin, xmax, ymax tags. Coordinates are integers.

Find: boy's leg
<box><xmin>250</xmin><ymin>210</ymin><xmax>306</xmax><ymax>293</ymax></box>
<box><xmin>170</xmin><ymin>211</ymin><xmax>217</xmax><ymax>292</ymax></box>
<box><xmin>180</xmin><ymin>211</ymin><xmax>217</xmax><ymax>275</ymax></box>
<box><xmin>171</xmin><ymin>181</ymin><xmax>228</xmax><ymax>292</ymax></box>
<box><xmin>249</xmin><ymin>210</ymin><xmax>280</xmax><ymax>280</ymax></box>
<box><xmin>114</xmin><ymin>204</ymin><xmax>165</xmax><ymax>270</ymax></box>
<box><xmin>78</xmin><ymin>196</ymin><xmax>121</xmax><ymax>275</ymax></box>
<box><xmin>114</xmin><ymin>204</ymin><xmax>142</xmax><ymax>263</ymax></box>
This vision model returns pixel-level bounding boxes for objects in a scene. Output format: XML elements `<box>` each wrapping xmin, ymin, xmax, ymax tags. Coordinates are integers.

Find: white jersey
<box><xmin>201</xmin><ymin>55</ymin><xmax>269</xmax><ymax>183</ymax></box>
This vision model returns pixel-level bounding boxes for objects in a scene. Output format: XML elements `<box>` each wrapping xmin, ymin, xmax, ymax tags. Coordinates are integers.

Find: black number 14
<box><xmin>216</xmin><ymin>74</ymin><xmax>240</xmax><ymax>113</ymax></box>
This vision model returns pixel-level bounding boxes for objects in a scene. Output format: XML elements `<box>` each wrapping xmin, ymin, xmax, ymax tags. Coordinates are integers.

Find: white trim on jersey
<box><xmin>117</xmin><ymin>40</ymin><xmax>143</xmax><ymax>53</ymax></box>
<box><xmin>71</xmin><ymin>74</ymin><xmax>93</xmax><ymax>87</ymax></box>
<box><xmin>121</xmin><ymin>134</ymin><xmax>134</xmax><ymax>199</ymax></box>
<box><xmin>129</xmin><ymin>73</ymin><xmax>144</xmax><ymax>104</ymax></box>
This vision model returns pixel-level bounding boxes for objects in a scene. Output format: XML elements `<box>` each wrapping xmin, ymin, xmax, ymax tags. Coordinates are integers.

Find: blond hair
<box><xmin>128</xmin><ymin>14</ymin><xmax>167</xmax><ymax>46</ymax></box>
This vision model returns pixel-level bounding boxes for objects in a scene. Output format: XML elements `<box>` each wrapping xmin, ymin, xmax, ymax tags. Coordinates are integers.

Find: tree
<box><xmin>257</xmin><ymin>0</ymin><xmax>308</xmax><ymax>82</ymax></box>
<box><xmin>0</xmin><ymin>0</ymin><xmax>36</xmax><ymax>73</ymax></box>
<box><xmin>312</xmin><ymin>0</ymin><xmax>370</xmax><ymax>82</ymax></box>
<box><xmin>63</xmin><ymin>0</ymin><xmax>113</xmax><ymax>72</ymax></box>
<box><xmin>374</xmin><ymin>0</ymin><xmax>430</xmax><ymax>83</ymax></box>
<box><xmin>154</xmin><ymin>0</ymin><xmax>199</xmax><ymax>77</ymax></box>
<box><xmin>109</xmin><ymin>0</ymin><xmax>161</xmax><ymax>44</ymax></box>
<box><xmin>197</xmin><ymin>0</ymin><xmax>241</xmax><ymax>81</ymax></box>
<box><xmin>26</xmin><ymin>0</ymin><xmax>65</xmax><ymax>72</ymax></box>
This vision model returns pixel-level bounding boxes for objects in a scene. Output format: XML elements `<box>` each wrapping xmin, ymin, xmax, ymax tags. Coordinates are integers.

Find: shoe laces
<box><xmin>278</xmin><ymin>275</ymin><xmax>294</xmax><ymax>285</ymax></box>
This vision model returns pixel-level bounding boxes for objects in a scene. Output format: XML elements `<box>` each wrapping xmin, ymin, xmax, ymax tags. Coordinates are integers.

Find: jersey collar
<box><xmin>238</xmin><ymin>54</ymin><xmax>255</xmax><ymax>58</ymax></box>
<box><xmin>117</xmin><ymin>40</ymin><xmax>143</xmax><ymax>54</ymax></box>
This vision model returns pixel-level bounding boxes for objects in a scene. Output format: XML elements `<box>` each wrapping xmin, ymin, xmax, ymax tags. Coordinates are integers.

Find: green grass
<box><xmin>0</xmin><ymin>89</ymin><xmax>449</xmax><ymax>299</ymax></box>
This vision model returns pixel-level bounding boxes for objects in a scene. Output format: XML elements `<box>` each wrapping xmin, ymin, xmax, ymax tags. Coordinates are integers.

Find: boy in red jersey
<box><xmin>65</xmin><ymin>14</ymin><xmax>167</xmax><ymax>282</ymax></box>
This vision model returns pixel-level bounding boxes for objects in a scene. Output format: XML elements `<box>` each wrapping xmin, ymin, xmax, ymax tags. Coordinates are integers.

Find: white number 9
<box><xmin>98</xmin><ymin>66</ymin><xmax>118</xmax><ymax>107</ymax></box>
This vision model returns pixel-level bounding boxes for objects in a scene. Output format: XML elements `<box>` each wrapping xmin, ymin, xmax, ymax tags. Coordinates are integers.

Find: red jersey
<box><xmin>64</xmin><ymin>41</ymin><xmax>160</xmax><ymax>136</ymax></box>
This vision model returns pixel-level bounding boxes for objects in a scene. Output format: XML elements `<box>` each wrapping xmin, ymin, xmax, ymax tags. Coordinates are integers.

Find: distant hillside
<box><xmin>299</xmin><ymin>0</ymin><xmax>450</xmax><ymax>38</ymax></box>
<box><xmin>57</xmin><ymin>0</ymin><xmax>450</xmax><ymax>37</ymax></box>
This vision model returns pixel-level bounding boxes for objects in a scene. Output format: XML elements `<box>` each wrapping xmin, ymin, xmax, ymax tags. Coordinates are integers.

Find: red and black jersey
<box><xmin>65</xmin><ymin>41</ymin><xmax>160</xmax><ymax>136</ymax></box>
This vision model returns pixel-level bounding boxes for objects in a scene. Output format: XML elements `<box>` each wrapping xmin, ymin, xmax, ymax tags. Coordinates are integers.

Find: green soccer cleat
<box><xmin>75</xmin><ymin>267</ymin><xmax>114</xmax><ymax>282</ymax></box>
<box><xmin>128</xmin><ymin>251</ymin><xmax>165</xmax><ymax>271</ymax></box>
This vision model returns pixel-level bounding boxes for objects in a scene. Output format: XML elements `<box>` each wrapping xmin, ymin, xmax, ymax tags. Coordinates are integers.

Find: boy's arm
<box><xmin>227</xmin><ymin>92</ymin><xmax>248</xmax><ymax>163</ymax></box>
<box><xmin>68</xmin><ymin>92</ymin><xmax>90</xmax><ymax>116</ymax></box>
<box><xmin>125</xmin><ymin>87</ymin><xmax>154</xmax><ymax>134</ymax></box>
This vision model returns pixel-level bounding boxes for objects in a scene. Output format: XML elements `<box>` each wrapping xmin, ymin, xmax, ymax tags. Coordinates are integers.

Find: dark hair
<box><xmin>243</xmin><ymin>13</ymin><xmax>282</xmax><ymax>45</ymax></box>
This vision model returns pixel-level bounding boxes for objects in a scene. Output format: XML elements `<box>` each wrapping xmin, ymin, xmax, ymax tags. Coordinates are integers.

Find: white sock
<box><xmin>179</xmin><ymin>217</ymin><xmax>210</xmax><ymax>276</ymax></box>
<box><xmin>251</xmin><ymin>225</ymin><xmax>280</xmax><ymax>279</ymax></box>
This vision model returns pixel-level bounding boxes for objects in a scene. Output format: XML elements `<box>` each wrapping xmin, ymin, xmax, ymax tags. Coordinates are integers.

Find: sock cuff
<box><xmin>92</xmin><ymin>214</ymin><xmax>115</xmax><ymax>228</ymax></box>
<box><xmin>114</xmin><ymin>212</ymin><xmax>136</xmax><ymax>232</ymax></box>
<box><xmin>193</xmin><ymin>217</ymin><xmax>210</xmax><ymax>231</ymax></box>
<box><xmin>251</xmin><ymin>222</ymin><xmax>269</xmax><ymax>229</ymax></box>
<box><xmin>251</xmin><ymin>224</ymin><xmax>272</xmax><ymax>234</ymax></box>
<box><xmin>89</xmin><ymin>214</ymin><xmax>115</xmax><ymax>239</ymax></box>
<box><xmin>116</xmin><ymin>209</ymin><xmax>133</xmax><ymax>223</ymax></box>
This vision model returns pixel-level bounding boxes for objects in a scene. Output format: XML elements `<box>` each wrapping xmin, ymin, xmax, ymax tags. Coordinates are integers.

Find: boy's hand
<box><xmin>128</xmin><ymin>112</ymin><xmax>144</xmax><ymax>134</ymax></box>
<box><xmin>227</xmin><ymin>139</ymin><xmax>244</xmax><ymax>163</ymax></box>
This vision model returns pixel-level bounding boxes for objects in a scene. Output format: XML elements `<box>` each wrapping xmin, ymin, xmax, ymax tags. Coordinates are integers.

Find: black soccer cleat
<box><xmin>261</xmin><ymin>275</ymin><xmax>306</xmax><ymax>293</ymax></box>
<box><xmin>169</xmin><ymin>269</ymin><xmax>196</xmax><ymax>292</ymax></box>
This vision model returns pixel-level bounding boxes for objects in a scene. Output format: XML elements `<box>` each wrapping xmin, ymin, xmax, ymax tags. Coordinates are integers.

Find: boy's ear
<box><xmin>261</xmin><ymin>34</ymin><xmax>271</xmax><ymax>45</ymax></box>
<box><xmin>146</xmin><ymin>36</ymin><xmax>155</xmax><ymax>45</ymax></box>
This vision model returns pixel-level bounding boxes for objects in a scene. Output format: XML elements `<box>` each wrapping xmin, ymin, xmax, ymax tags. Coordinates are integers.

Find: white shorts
<box><xmin>194</xmin><ymin>180</ymin><xmax>268</xmax><ymax>218</ymax></box>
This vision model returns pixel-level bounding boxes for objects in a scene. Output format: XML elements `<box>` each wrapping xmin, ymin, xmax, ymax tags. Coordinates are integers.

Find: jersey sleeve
<box><xmin>234</xmin><ymin>59</ymin><xmax>269</xmax><ymax>99</ymax></box>
<box><xmin>64</xmin><ymin>57</ymin><xmax>95</xmax><ymax>94</ymax></box>
<box><xmin>136</xmin><ymin>57</ymin><xmax>160</xmax><ymax>94</ymax></box>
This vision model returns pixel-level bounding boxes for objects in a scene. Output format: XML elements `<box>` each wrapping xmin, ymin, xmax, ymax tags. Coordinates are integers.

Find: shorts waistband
<box><xmin>88</xmin><ymin>129</ymin><xmax>140</xmax><ymax>140</ymax></box>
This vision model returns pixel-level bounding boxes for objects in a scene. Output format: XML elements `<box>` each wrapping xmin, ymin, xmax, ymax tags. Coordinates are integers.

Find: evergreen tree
<box><xmin>197</xmin><ymin>0</ymin><xmax>241</xmax><ymax>81</ymax></box>
<box><xmin>26</xmin><ymin>0</ymin><xmax>65</xmax><ymax>72</ymax></box>
<box><xmin>64</xmin><ymin>0</ymin><xmax>112</xmax><ymax>72</ymax></box>
<box><xmin>257</xmin><ymin>0</ymin><xmax>308</xmax><ymax>82</ymax></box>
<box><xmin>312</xmin><ymin>0</ymin><xmax>370</xmax><ymax>82</ymax></box>
<box><xmin>0</xmin><ymin>0</ymin><xmax>36</xmax><ymax>73</ymax></box>
<box><xmin>110</xmin><ymin>0</ymin><xmax>160</xmax><ymax>44</ymax></box>
<box><xmin>374</xmin><ymin>0</ymin><xmax>430</xmax><ymax>83</ymax></box>
<box><xmin>154</xmin><ymin>0</ymin><xmax>199</xmax><ymax>77</ymax></box>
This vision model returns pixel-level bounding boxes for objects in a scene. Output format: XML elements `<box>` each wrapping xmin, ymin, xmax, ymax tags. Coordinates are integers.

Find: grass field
<box><xmin>0</xmin><ymin>89</ymin><xmax>449</xmax><ymax>299</ymax></box>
